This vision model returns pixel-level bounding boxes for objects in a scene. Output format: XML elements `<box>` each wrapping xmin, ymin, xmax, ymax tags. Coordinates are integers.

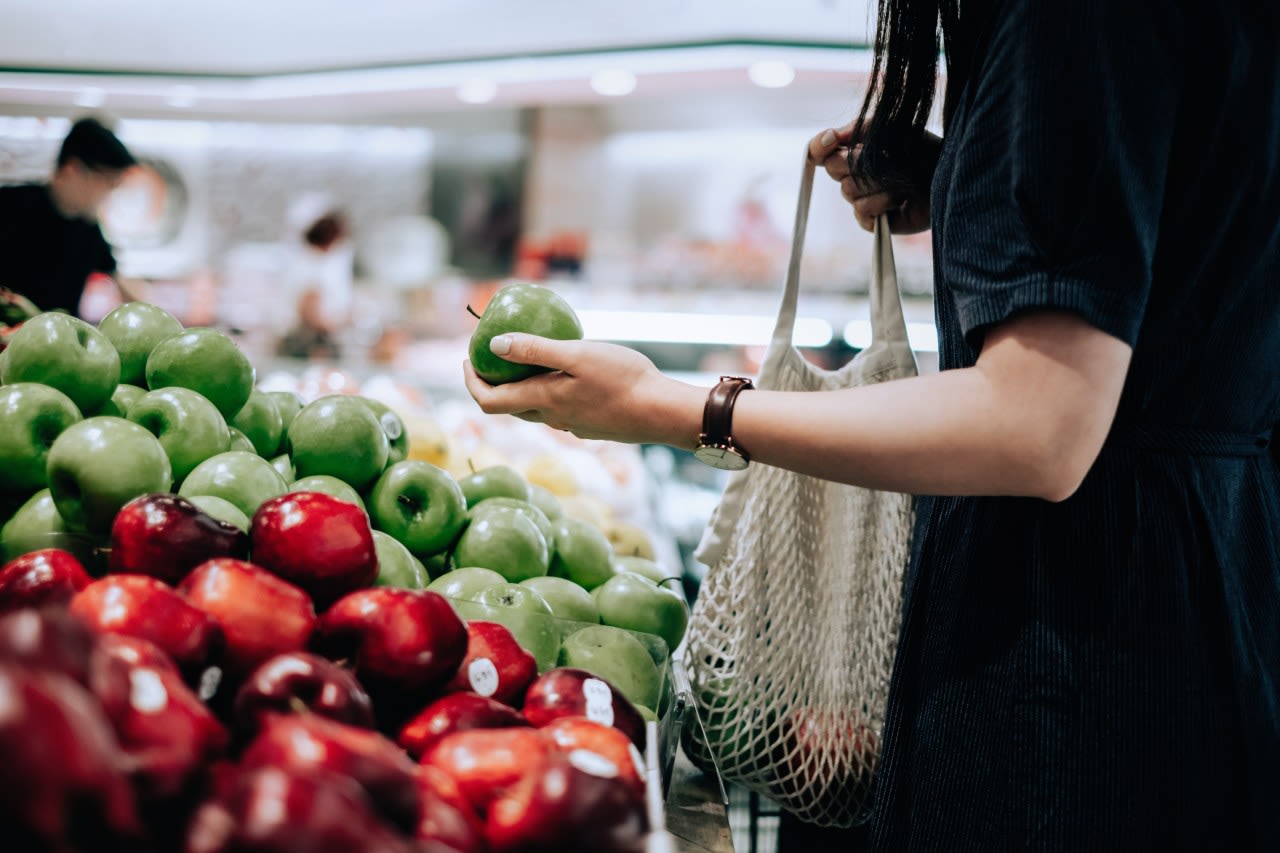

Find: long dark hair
<box><xmin>852</xmin><ymin>0</ymin><xmax>983</xmax><ymax>193</ymax></box>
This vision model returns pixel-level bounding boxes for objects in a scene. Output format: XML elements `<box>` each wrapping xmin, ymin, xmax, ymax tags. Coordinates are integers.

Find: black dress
<box><xmin>868</xmin><ymin>3</ymin><xmax>1280</xmax><ymax>851</ymax></box>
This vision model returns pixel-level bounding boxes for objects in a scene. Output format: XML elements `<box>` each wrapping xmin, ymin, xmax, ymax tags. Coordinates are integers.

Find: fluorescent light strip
<box><xmin>842</xmin><ymin>320</ymin><xmax>939</xmax><ymax>352</ymax></box>
<box><xmin>578</xmin><ymin>309</ymin><xmax>831</xmax><ymax>347</ymax></box>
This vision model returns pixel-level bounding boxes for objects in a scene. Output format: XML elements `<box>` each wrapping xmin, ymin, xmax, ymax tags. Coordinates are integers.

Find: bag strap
<box><xmin>770</xmin><ymin>146</ymin><xmax>913</xmax><ymax>355</ymax></box>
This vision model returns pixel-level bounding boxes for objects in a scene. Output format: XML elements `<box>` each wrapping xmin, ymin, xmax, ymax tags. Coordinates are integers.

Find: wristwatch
<box><xmin>693</xmin><ymin>376</ymin><xmax>754</xmax><ymax>470</ymax></box>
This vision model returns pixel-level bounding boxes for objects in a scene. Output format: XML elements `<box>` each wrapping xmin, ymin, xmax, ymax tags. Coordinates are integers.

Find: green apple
<box><xmin>601</xmin><ymin>519</ymin><xmax>657</xmax><ymax>561</ymax></box>
<box><xmin>230</xmin><ymin>389</ymin><xmax>285</xmax><ymax>458</ymax></box>
<box><xmin>0</xmin><ymin>347</ymin><xmax>8</xmax><ymax>384</ymax></box>
<box><xmin>421</xmin><ymin>552</ymin><xmax>450</xmax><ymax>581</ymax></box>
<box><xmin>528</xmin><ymin>484</ymin><xmax>564</xmax><ymax>521</ymax></box>
<box><xmin>592</xmin><ymin>571</ymin><xmax>690</xmax><ymax>655</ymax></box>
<box><xmin>46</xmin><ymin>416</ymin><xmax>172</xmax><ymax>534</ymax></box>
<box><xmin>372</xmin><ymin>529</ymin><xmax>427</xmax><ymax>589</ymax></box>
<box><xmin>97</xmin><ymin>301</ymin><xmax>183</xmax><ymax>387</ymax></box>
<box><xmin>549</xmin><ymin>517</ymin><xmax>616</xmax><ymax>590</ymax></box>
<box><xmin>0</xmin><ymin>488</ymin><xmax>99</xmax><ymax>563</ymax></box>
<box><xmin>426</xmin><ymin>566</ymin><xmax>507</xmax><ymax>600</ymax></box>
<box><xmin>452</xmin><ymin>505</ymin><xmax>550</xmax><ymax>583</ymax></box>
<box><xmin>4</xmin><ymin>312</ymin><xmax>120</xmax><ymax>414</ymax></box>
<box><xmin>458</xmin><ymin>464</ymin><xmax>531</xmax><ymax>508</ymax></box>
<box><xmin>226</xmin><ymin>427</ymin><xmax>256</xmax><ymax>454</ymax></box>
<box><xmin>519</xmin><ymin>575</ymin><xmax>599</xmax><ymax>624</ymax></box>
<box><xmin>90</xmin><ymin>382</ymin><xmax>147</xmax><ymax>418</ymax></box>
<box><xmin>468</xmin><ymin>282</ymin><xmax>583</xmax><ymax>385</ymax></box>
<box><xmin>0</xmin><ymin>383</ymin><xmax>82</xmax><ymax>496</ymax></box>
<box><xmin>185</xmin><ymin>494</ymin><xmax>251</xmax><ymax>532</ymax></box>
<box><xmin>361</xmin><ymin>397</ymin><xmax>409</xmax><ymax>465</ymax></box>
<box><xmin>454</xmin><ymin>582</ymin><xmax>561</xmax><ymax>672</ymax></box>
<box><xmin>127</xmin><ymin>386</ymin><xmax>231</xmax><ymax>484</ymax></box>
<box><xmin>290</xmin><ymin>474</ymin><xmax>367</xmax><ymax>514</ymax></box>
<box><xmin>177</xmin><ymin>450</ymin><xmax>288</xmax><ymax>520</ymax></box>
<box><xmin>558</xmin><ymin>624</ymin><xmax>663</xmax><ymax>711</ymax></box>
<box><xmin>613</xmin><ymin>554</ymin><xmax>682</xmax><ymax>589</ymax></box>
<box><xmin>145</xmin><ymin>327</ymin><xmax>255</xmax><ymax>420</ymax></box>
<box><xmin>269</xmin><ymin>453</ymin><xmax>295</xmax><ymax>483</ymax></box>
<box><xmin>265</xmin><ymin>390</ymin><xmax>304</xmax><ymax>433</ymax></box>
<box><xmin>367</xmin><ymin>460</ymin><xmax>467</xmax><ymax>556</ymax></box>
<box><xmin>472</xmin><ymin>496</ymin><xmax>553</xmax><ymax>545</ymax></box>
<box><xmin>287</xmin><ymin>395</ymin><xmax>389</xmax><ymax>490</ymax></box>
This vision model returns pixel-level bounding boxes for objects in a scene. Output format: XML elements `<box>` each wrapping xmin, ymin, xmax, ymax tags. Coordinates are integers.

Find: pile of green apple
<box><xmin>0</xmin><ymin>302</ymin><xmax>689</xmax><ymax>715</ymax></box>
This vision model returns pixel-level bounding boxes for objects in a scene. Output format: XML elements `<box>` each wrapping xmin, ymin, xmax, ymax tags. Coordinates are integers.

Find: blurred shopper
<box><xmin>277</xmin><ymin>209</ymin><xmax>355</xmax><ymax>360</ymax></box>
<box><xmin>465</xmin><ymin>1</ymin><xmax>1280</xmax><ymax>850</ymax></box>
<box><xmin>0</xmin><ymin>116</ymin><xmax>145</xmax><ymax>316</ymax></box>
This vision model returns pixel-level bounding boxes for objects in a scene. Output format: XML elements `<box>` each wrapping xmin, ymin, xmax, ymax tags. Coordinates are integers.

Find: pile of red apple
<box><xmin>0</xmin><ymin>304</ymin><xmax>686</xmax><ymax>850</ymax></box>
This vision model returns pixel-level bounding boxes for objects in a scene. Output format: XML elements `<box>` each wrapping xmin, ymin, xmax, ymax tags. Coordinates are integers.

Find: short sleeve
<box><xmin>936</xmin><ymin>0</ymin><xmax>1185</xmax><ymax>350</ymax></box>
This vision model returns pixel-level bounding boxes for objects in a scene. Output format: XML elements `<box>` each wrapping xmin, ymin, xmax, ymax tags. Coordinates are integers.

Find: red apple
<box><xmin>442</xmin><ymin>619</ymin><xmax>537</xmax><ymax>708</ymax></box>
<box><xmin>93</xmin><ymin>631</ymin><xmax>182</xmax><ymax>679</ymax></box>
<box><xmin>398</xmin><ymin>691</ymin><xmax>531</xmax><ymax>760</ymax></box>
<box><xmin>250</xmin><ymin>491</ymin><xmax>378</xmax><ymax>608</ymax></box>
<box><xmin>317</xmin><ymin>587</ymin><xmax>467</xmax><ymax>701</ymax></box>
<box><xmin>0</xmin><ymin>605</ymin><xmax>98</xmax><ymax>684</ymax></box>
<box><xmin>522</xmin><ymin>667</ymin><xmax>647</xmax><ymax>747</ymax></box>
<box><xmin>414</xmin><ymin>765</ymin><xmax>488</xmax><ymax>853</ymax></box>
<box><xmin>70</xmin><ymin>574</ymin><xmax>222</xmax><ymax>674</ymax></box>
<box><xmin>773</xmin><ymin>706</ymin><xmax>879</xmax><ymax>806</ymax></box>
<box><xmin>420</xmin><ymin>726</ymin><xmax>554</xmax><ymax>817</ymax></box>
<box><xmin>239</xmin><ymin>711</ymin><xmax>421</xmax><ymax>834</ymax></box>
<box><xmin>539</xmin><ymin>716</ymin><xmax>647</xmax><ymax>797</ymax></box>
<box><xmin>0</xmin><ymin>664</ymin><xmax>142</xmax><ymax>851</ymax></box>
<box><xmin>233</xmin><ymin>651</ymin><xmax>374</xmax><ymax>736</ymax></box>
<box><xmin>108</xmin><ymin>493</ymin><xmax>249</xmax><ymax>585</ymax></box>
<box><xmin>89</xmin><ymin>639</ymin><xmax>229</xmax><ymax>802</ymax></box>
<box><xmin>0</xmin><ymin>548</ymin><xmax>93</xmax><ymax>612</ymax></box>
<box><xmin>177</xmin><ymin>558</ymin><xmax>317</xmax><ymax>678</ymax></box>
<box><xmin>184</xmin><ymin>764</ymin><xmax>418</xmax><ymax>853</ymax></box>
<box><xmin>484</xmin><ymin>749</ymin><xmax>649</xmax><ymax>853</ymax></box>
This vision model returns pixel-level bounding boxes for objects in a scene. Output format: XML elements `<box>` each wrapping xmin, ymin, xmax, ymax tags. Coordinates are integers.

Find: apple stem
<box><xmin>660</xmin><ymin>576</ymin><xmax>684</xmax><ymax>588</ymax></box>
<box><xmin>466</xmin><ymin>304</ymin><xmax>481</xmax><ymax>320</ymax></box>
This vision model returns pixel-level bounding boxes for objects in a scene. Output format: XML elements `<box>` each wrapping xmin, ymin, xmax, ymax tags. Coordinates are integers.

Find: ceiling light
<box><xmin>589</xmin><ymin>68</ymin><xmax>637</xmax><ymax>97</ymax></box>
<box><xmin>456</xmin><ymin>78</ymin><xmax>497</xmax><ymax>104</ymax></box>
<box><xmin>747</xmin><ymin>60</ymin><xmax>795</xmax><ymax>88</ymax></box>
<box><xmin>843</xmin><ymin>320</ymin><xmax>939</xmax><ymax>352</ymax></box>
<box><xmin>74</xmin><ymin>87</ymin><xmax>105</xmax><ymax>107</ymax></box>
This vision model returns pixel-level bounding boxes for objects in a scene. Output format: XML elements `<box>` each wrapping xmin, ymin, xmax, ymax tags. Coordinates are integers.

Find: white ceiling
<box><xmin>0</xmin><ymin>1</ymin><xmax>876</xmax><ymax>123</ymax></box>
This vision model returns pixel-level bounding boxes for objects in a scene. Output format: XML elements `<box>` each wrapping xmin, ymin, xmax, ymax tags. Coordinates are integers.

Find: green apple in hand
<box><xmin>145</xmin><ymin>327</ymin><xmax>255</xmax><ymax>420</ymax></box>
<box><xmin>127</xmin><ymin>386</ymin><xmax>231</xmax><ymax>484</ymax></box>
<box><xmin>4</xmin><ymin>312</ymin><xmax>120</xmax><ymax>414</ymax></box>
<box><xmin>265</xmin><ymin>390</ymin><xmax>304</xmax><ymax>433</ymax></box>
<box><xmin>185</xmin><ymin>494</ymin><xmax>251</xmax><ymax>532</ymax></box>
<box><xmin>367</xmin><ymin>460</ymin><xmax>468</xmax><ymax>556</ymax></box>
<box><xmin>426</xmin><ymin>566</ymin><xmax>507</xmax><ymax>601</ymax></box>
<box><xmin>46</xmin><ymin>416</ymin><xmax>172</xmax><ymax>534</ymax></box>
<box><xmin>0</xmin><ymin>383</ymin><xmax>82</xmax><ymax>496</ymax></box>
<box><xmin>592</xmin><ymin>571</ymin><xmax>690</xmax><ymax>655</ymax></box>
<box><xmin>458</xmin><ymin>464</ymin><xmax>531</xmax><ymax>508</ymax></box>
<box><xmin>452</xmin><ymin>504</ymin><xmax>550</xmax><ymax>583</ymax></box>
<box><xmin>519</xmin><ymin>575</ymin><xmax>599</xmax><ymax>624</ymax></box>
<box><xmin>178</xmin><ymin>450</ymin><xmax>288</xmax><ymax>520</ymax></box>
<box><xmin>549</xmin><ymin>517</ymin><xmax>616</xmax><ymax>590</ymax></box>
<box><xmin>468</xmin><ymin>282</ymin><xmax>583</xmax><ymax>385</ymax></box>
<box><xmin>287</xmin><ymin>394</ymin><xmax>389</xmax><ymax>490</ymax></box>
<box><xmin>454</xmin><ymin>582</ymin><xmax>561</xmax><ymax>672</ymax></box>
<box><xmin>97</xmin><ymin>301</ymin><xmax>183</xmax><ymax>387</ymax></box>
<box><xmin>372</xmin><ymin>529</ymin><xmax>427</xmax><ymax>589</ymax></box>
<box><xmin>230</xmin><ymin>389</ymin><xmax>285</xmax><ymax>458</ymax></box>
<box><xmin>290</xmin><ymin>474</ymin><xmax>367</xmax><ymax>514</ymax></box>
<box><xmin>361</xmin><ymin>397</ymin><xmax>409</xmax><ymax>465</ymax></box>
<box><xmin>558</xmin><ymin>624</ymin><xmax>663</xmax><ymax>711</ymax></box>
<box><xmin>473</xmin><ymin>496</ymin><xmax>553</xmax><ymax>545</ymax></box>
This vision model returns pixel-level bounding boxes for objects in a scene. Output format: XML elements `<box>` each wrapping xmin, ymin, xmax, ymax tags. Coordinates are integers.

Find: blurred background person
<box><xmin>277</xmin><ymin>205</ymin><xmax>355</xmax><ymax>360</ymax></box>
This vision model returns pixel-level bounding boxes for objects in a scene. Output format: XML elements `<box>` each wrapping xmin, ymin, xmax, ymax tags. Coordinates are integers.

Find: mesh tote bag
<box><xmin>680</xmin><ymin>148</ymin><xmax>918</xmax><ymax>828</ymax></box>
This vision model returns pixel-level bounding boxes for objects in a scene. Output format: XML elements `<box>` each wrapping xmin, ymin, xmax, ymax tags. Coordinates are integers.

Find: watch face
<box><xmin>694</xmin><ymin>444</ymin><xmax>749</xmax><ymax>471</ymax></box>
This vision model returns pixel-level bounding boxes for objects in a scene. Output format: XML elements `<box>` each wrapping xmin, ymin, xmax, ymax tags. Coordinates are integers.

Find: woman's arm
<box><xmin>463</xmin><ymin>309</ymin><xmax>1131</xmax><ymax>502</ymax></box>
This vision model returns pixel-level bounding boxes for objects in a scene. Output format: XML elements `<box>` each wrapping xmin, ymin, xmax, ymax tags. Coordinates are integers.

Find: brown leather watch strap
<box><xmin>700</xmin><ymin>376</ymin><xmax>754</xmax><ymax>450</ymax></box>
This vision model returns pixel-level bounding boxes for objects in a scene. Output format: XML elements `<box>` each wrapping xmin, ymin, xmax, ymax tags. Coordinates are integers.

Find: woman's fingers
<box><xmin>486</xmin><ymin>332</ymin><xmax>577</xmax><ymax>369</ymax></box>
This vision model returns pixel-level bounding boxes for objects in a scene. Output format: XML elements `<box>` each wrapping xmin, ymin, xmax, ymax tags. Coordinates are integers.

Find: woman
<box><xmin>465</xmin><ymin>1</ymin><xmax>1280</xmax><ymax>848</ymax></box>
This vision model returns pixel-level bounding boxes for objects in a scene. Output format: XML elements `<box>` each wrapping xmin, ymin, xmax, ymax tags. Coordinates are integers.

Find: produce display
<box><xmin>0</xmin><ymin>288</ymin><xmax>690</xmax><ymax>852</ymax></box>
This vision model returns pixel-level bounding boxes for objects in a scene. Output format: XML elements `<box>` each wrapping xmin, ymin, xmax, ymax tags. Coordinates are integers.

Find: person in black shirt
<box><xmin>0</xmin><ymin>116</ymin><xmax>139</xmax><ymax>316</ymax></box>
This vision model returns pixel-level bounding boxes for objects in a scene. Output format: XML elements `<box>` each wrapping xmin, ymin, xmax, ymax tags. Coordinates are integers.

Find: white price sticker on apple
<box><xmin>467</xmin><ymin>658</ymin><xmax>500</xmax><ymax>697</ymax></box>
<box><xmin>567</xmin><ymin>748</ymin><xmax>619</xmax><ymax>779</ymax></box>
<box><xmin>582</xmin><ymin>677</ymin><xmax>615</xmax><ymax>726</ymax></box>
